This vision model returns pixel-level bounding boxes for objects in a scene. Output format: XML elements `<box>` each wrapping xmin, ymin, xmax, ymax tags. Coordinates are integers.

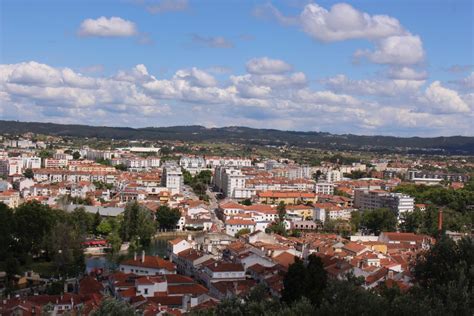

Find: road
<box><xmin>182</xmin><ymin>184</ymin><xmax>224</xmax><ymax>231</ymax></box>
<box><xmin>206</xmin><ymin>187</ymin><xmax>224</xmax><ymax>231</ymax></box>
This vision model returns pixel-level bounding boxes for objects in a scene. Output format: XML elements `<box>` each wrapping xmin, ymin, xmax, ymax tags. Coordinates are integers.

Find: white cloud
<box><xmin>174</xmin><ymin>68</ymin><xmax>217</xmax><ymax>87</ymax></box>
<box><xmin>388</xmin><ymin>67</ymin><xmax>427</xmax><ymax>80</ymax></box>
<box><xmin>300</xmin><ymin>3</ymin><xmax>404</xmax><ymax>42</ymax></box>
<box><xmin>78</xmin><ymin>16</ymin><xmax>137</xmax><ymax>37</ymax></box>
<box><xmin>246</xmin><ymin>57</ymin><xmax>292</xmax><ymax>75</ymax></box>
<box><xmin>1</xmin><ymin>60</ymin><xmax>472</xmax><ymax>136</ymax></box>
<box><xmin>256</xmin><ymin>2</ymin><xmax>425</xmax><ymax>66</ymax></box>
<box><xmin>322</xmin><ymin>74</ymin><xmax>425</xmax><ymax>96</ymax></box>
<box><xmin>460</xmin><ymin>72</ymin><xmax>474</xmax><ymax>89</ymax></box>
<box><xmin>355</xmin><ymin>34</ymin><xmax>425</xmax><ymax>65</ymax></box>
<box><xmin>420</xmin><ymin>81</ymin><xmax>470</xmax><ymax>114</ymax></box>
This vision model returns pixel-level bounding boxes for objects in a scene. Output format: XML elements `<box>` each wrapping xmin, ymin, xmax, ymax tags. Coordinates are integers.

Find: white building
<box><xmin>325</xmin><ymin>170</ymin><xmax>342</xmax><ymax>183</ymax></box>
<box><xmin>180</xmin><ymin>156</ymin><xmax>207</xmax><ymax>175</ymax></box>
<box><xmin>315</xmin><ymin>182</ymin><xmax>335</xmax><ymax>195</ymax></box>
<box><xmin>119</xmin><ymin>252</ymin><xmax>176</xmax><ymax>275</ymax></box>
<box><xmin>213</xmin><ymin>167</ymin><xmax>247</xmax><ymax>199</ymax></box>
<box><xmin>225</xmin><ymin>219</ymin><xmax>256</xmax><ymax>236</ymax></box>
<box><xmin>161</xmin><ymin>164</ymin><xmax>183</xmax><ymax>195</ymax></box>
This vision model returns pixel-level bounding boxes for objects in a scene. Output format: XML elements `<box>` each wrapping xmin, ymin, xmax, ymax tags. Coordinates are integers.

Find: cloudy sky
<box><xmin>1</xmin><ymin>0</ymin><xmax>473</xmax><ymax>136</ymax></box>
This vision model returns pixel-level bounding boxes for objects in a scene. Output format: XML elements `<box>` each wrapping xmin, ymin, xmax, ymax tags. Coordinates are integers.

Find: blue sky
<box><xmin>0</xmin><ymin>0</ymin><xmax>473</xmax><ymax>136</ymax></box>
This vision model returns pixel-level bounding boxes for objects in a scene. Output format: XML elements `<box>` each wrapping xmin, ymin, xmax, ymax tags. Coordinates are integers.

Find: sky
<box><xmin>0</xmin><ymin>0</ymin><xmax>473</xmax><ymax>136</ymax></box>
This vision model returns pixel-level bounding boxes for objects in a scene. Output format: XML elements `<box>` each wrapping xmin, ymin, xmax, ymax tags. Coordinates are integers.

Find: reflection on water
<box><xmin>85</xmin><ymin>237</ymin><xmax>174</xmax><ymax>273</ymax></box>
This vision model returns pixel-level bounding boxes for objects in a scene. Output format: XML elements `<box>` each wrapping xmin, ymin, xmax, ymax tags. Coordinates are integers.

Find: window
<box><xmin>144</xmin><ymin>289</ymin><xmax>148</xmax><ymax>294</ymax></box>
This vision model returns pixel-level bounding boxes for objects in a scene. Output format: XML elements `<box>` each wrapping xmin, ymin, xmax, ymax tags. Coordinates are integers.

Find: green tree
<box><xmin>235</xmin><ymin>228</ymin><xmax>251</xmax><ymax>238</ymax></box>
<box><xmin>46</xmin><ymin>222</ymin><xmax>85</xmax><ymax>277</ymax></box>
<box><xmin>91</xmin><ymin>298</ymin><xmax>137</xmax><ymax>316</ymax></box>
<box><xmin>399</xmin><ymin>208</ymin><xmax>423</xmax><ymax>233</ymax></box>
<box><xmin>68</xmin><ymin>207</ymin><xmax>94</xmax><ymax>236</ymax></box>
<box><xmin>240</xmin><ymin>198</ymin><xmax>252</xmax><ymax>206</ymax></box>
<box><xmin>93</xmin><ymin>211</ymin><xmax>102</xmax><ymax>235</ymax></box>
<box><xmin>23</xmin><ymin>168</ymin><xmax>34</xmax><ymax>179</ymax></box>
<box><xmin>72</xmin><ymin>151</ymin><xmax>81</xmax><ymax>160</ymax></box>
<box><xmin>155</xmin><ymin>205</ymin><xmax>181</xmax><ymax>230</ymax></box>
<box><xmin>96</xmin><ymin>220</ymin><xmax>112</xmax><ymax>235</ymax></box>
<box><xmin>14</xmin><ymin>201</ymin><xmax>58</xmax><ymax>256</ymax></box>
<box><xmin>120</xmin><ymin>202</ymin><xmax>155</xmax><ymax>246</ymax></box>
<box><xmin>282</xmin><ymin>257</ymin><xmax>307</xmax><ymax>304</ymax></box>
<box><xmin>277</xmin><ymin>201</ymin><xmax>286</xmax><ymax>222</ymax></box>
<box><xmin>0</xmin><ymin>203</ymin><xmax>15</xmax><ymax>259</ymax></box>
<box><xmin>361</xmin><ymin>208</ymin><xmax>397</xmax><ymax>235</ymax></box>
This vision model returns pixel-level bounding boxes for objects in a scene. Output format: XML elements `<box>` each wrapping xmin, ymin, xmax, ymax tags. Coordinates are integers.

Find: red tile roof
<box><xmin>121</xmin><ymin>256</ymin><xmax>176</xmax><ymax>272</ymax></box>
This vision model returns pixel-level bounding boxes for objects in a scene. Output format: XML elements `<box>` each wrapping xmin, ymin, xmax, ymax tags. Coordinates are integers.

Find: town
<box><xmin>0</xmin><ymin>133</ymin><xmax>472</xmax><ymax>315</ymax></box>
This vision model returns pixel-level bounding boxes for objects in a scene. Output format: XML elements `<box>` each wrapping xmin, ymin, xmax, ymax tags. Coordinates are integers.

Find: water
<box><xmin>85</xmin><ymin>237</ymin><xmax>173</xmax><ymax>273</ymax></box>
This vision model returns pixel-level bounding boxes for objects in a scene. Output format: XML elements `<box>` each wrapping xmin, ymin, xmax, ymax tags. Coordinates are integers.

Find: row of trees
<box><xmin>0</xmin><ymin>201</ymin><xmax>86</xmax><ymax>289</ymax></box>
<box><xmin>183</xmin><ymin>169</ymin><xmax>212</xmax><ymax>200</ymax></box>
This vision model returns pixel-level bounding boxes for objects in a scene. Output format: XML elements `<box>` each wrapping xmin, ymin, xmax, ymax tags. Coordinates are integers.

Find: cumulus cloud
<box><xmin>388</xmin><ymin>66</ymin><xmax>427</xmax><ymax>80</ymax></box>
<box><xmin>322</xmin><ymin>74</ymin><xmax>425</xmax><ymax>96</ymax></box>
<box><xmin>255</xmin><ymin>2</ymin><xmax>425</xmax><ymax>66</ymax></box>
<box><xmin>300</xmin><ymin>3</ymin><xmax>404</xmax><ymax>42</ymax></box>
<box><xmin>174</xmin><ymin>68</ymin><xmax>217</xmax><ymax>87</ymax></box>
<box><xmin>246</xmin><ymin>57</ymin><xmax>292</xmax><ymax>75</ymax></box>
<box><xmin>355</xmin><ymin>34</ymin><xmax>425</xmax><ymax>65</ymax></box>
<box><xmin>191</xmin><ymin>34</ymin><xmax>234</xmax><ymax>48</ymax></box>
<box><xmin>78</xmin><ymin>16</ymin><xmax>137</xmax><ymax>37</ymax></box>
<box><xmin>0</xmin><ymin>59</ymin><xmax>471</xmax><ymax>136</ymax></box>
<box><xmin>420</xmin><ymin>81</ymin><xmax>470</xmax><ymax>114</ymax></box>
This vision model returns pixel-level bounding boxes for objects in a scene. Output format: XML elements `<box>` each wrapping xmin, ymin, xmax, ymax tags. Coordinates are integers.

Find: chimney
<box><xmin>141</xmin><ymin>250</ymin><xmax>145</xmax><ymax>263</ymax></box>
<box><xmin>438</xmin><ymin>210</ymin><xmax>443</xmax><ymax>232</ymax></box>
<box><xmin>134</xmin><ymin>252</ymin><xmax>137</xmax><ymax>261</ymax></box>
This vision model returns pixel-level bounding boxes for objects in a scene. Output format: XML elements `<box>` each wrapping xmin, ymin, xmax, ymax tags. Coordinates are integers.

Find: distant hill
<box><xmin>1</xmin><ymin>120</ymin><xmax>473</xmax><ymax>154</ymax></box>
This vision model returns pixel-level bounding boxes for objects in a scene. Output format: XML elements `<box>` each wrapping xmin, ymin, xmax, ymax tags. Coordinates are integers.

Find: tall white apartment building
<box><xmin>179</xmin><ymin>156</ymin><xmax>207</xmax><ymax>175</ymax></box>
<box><xmin>206</xmin><ymin>157</ymin><xmax>252</xmax><ymax>169</ymax></box>
<box><xmin>22</xmin><ymin>156</ymin><xmax>41</xmax><ymax>169</ymax></box>
<box><xmin>354</xmin><ymin>189</ymin><xmax>414</xmax><ymax>219</ymax></box>
<box><xmin>315</xmin><ymin>182</ymin><xmax>335</xmax><ymax>195</ymax></box>
<box><xmin>85</xmin><ymin>149</ymin><xmax>116</xmax><ymax>161</ymax></box>
<box><xmin>214</xmin><ymin>166</ymin><xmax>247</xmax><ymax>199</ymax></box>
<box><xmin>54</xmin><ymin>153</ymin><xmax>74</xmax><ymax>160</ymax></box>
<box><xmin>0</xmin><ymin>159</ymin><xmax>22</xmax><ymax>176</ymax></box>
<box><xmin>325</xmin><ymin>170</ymin><xmax>342</xmax><ymax>183</ymax></box>
<box><xmin>161</xmin><ymin>164</ymin><xmax>183</xmax><ymax>195</ymax></box>
<box><xmin>45</xmin><ymin>158</ymin><xmax>69</xmax><ymax>168</ymax></box>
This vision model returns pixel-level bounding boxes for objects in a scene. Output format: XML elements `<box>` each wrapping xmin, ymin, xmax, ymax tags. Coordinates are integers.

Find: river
<box><xmin>85</xmin><ymin>237</ymin><xmax>174</xmax><ymax>273</ymax></box>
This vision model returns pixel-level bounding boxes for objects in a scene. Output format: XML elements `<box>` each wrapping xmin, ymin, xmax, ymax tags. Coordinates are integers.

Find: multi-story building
<box><xmin>325</xmin><ymin>170</ymin><xmax>342</xmax><ymax>183</ymax></box>
<box><xmin>315</xmin><ymin>182</ymin><xmax>335</xmax><ymax>195</ymax></box>
<box><xmin>213</xmin><ymin>166</ymin><xmax>247</xmax><ymax>199</ymax></box>
<box><xmin>161</xmin><ymin>164</ymin><xmax>183</xmax><ymax>195</ymax></box>
<box><xmin>354</xmin><ymin>189</ymin><xmax>414</xmax><ymax>218</ymax></box>
<box><xmin>407</xmin><ymin>170</ymin><xmax>470</xmax><ymax>184</ymax></box>
<box><xmin>206</xmin><ymin>157</ymin><xmax>252</xmax><ymax>169</ymax></box>
<box><xmin>45</xmin><ymin>158</ymin><xmax>69</xmax><ymax>168</ymax></box>
<box><xmin>179</xmin><ymin>156</ymin><xmax>207</xmax><ymax>175</ymax></box>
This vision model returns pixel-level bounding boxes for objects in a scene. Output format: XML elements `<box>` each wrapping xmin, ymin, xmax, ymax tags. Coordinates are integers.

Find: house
<box><xmin>167</xmin><ymin>237</ymin><xmax>193</xmax><ymax>258</ymax></box>
<box><xmin>119</xmin><ymin>251</ymin><xmax>176</xmax><ymax>275</ymax></box>
<box><xmin>225</xmin><ymin>219</ymin><xmax>256</xmax><ymax>236</ymax></box>
<box><xmin>257</xmin><ymin>191</ymin><xmax>317</xmax><ymax>204</ymax></box>
<box><xmin>200</xmin><ymin>261</ymin><xmax>246</xmax><ymax>287</ymax></box>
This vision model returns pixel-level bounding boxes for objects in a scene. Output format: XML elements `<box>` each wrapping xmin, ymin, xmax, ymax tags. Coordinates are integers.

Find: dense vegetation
<box><xmin>2</xmin><ymin>120</ymin><xmax>473</xmax><ymax>153</ymax></box>
<box><xmin>394</xmin><ymin>180</ymin><xmax>474</xmax><ymax>234</ymax></box>
<box><xmin>0</xmin><ymin>200</ymin><xmax>160</xmax><ymax>293</ymax></box>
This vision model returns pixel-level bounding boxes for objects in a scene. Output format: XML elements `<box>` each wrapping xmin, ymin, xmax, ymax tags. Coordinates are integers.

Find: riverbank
<box><xmin>154</xmin><ymin>230</ymin><xmax>205</xmax><ymax>238</ymax></box>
